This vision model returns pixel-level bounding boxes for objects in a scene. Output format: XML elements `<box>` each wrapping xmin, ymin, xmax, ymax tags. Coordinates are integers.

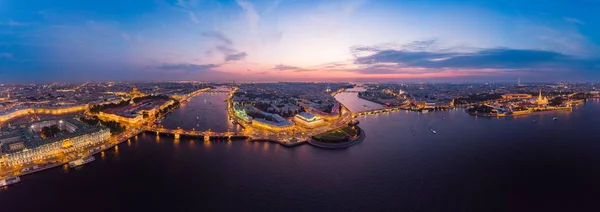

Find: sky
<box><xmin>0</xmin><ymin>0</ymin><xmax>599</xmax><ymax>83</ymax></box>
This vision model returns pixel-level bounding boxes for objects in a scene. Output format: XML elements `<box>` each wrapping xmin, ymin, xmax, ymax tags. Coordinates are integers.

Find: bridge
<box><xmin>203</xmin><ymin>90</ymin><xmax>232</xmax><ymax>94</ymax></box>
<box><xmin>144</xmin><ymin>127</ymin><xmax>247</xmax><ymax>140</ymax></box>
<box><xmin>352</xmin><ymin>107</ymin><xmax>403</xmax><ymax>116</ymax></box>
<box><xmin>341</xmin><ymin>91</ymin><xmax>361</xmax><ymax>93</ymax></box>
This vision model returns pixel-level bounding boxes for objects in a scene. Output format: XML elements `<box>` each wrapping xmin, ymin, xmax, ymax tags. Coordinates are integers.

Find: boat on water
<box><xmin>69</xmin><ymin>156</ymin><xmax>96</xmax><ymax>168</ymax></box>
<box><xmin>412</xmin><ymin>131</ymin><xmax>416</xmax><ymax>136</ymax></box>
<box><xmin>196</xmin><ymin>116</ymin><xmax>199</xmax><ymax>120</ymax></box>
<box><xmin>430</xmin><ymin>129</ymin><xmax>437</xmax><ymax>134</ymax></box>
<box><xmin>0</xmin><ymin>176</ymin><xmax>21</xmax><ymax>187</ymax></box>
<box><xmin>553</xmin><ymin>117</ymin><xmax>558</xmax><ymax>121</ymax></box>
<box><xmin>533</xmin><ymin>120</ymin><xmax>538</xmax><ymax>123</ymax></box>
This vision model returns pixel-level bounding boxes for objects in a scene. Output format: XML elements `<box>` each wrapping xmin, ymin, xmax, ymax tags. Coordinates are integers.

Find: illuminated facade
<box><xmin>502</xmin><ymin>94</ymin><xmax>533</xmax><ymax>99</ymax></box>
<box><xmin>251</xmin><ymin>118</ymin><xmax>294</xmax><ymax>132</ymax></box>
<box><xmin>96</xmin><ymin>99</ymin><xmax>174</xmax><ymax>125</ymax></box>
<box><xmin>299</xmin><ymin>102</ymin><xmax>340</xmax><ymax>121</ymax></box>
<box><xmin>0</xmin><ymin>119</ymin><xmax>110</xmax><ymax>167</ymax></box>
<box><xmin>96</xmin><ymin>111</ymin><xmax>143</xmax><ymax>124</ymax></box>
<box><xmin>0</xmin><ymin>105</ymin><xmax>88</xmax><ymax>123</ymax></box>
<box><xmin>536</xmin><ymin>90</ymin><xmax>549</xmax><ymax>105</ymax></box>
<box><xmin>293</xmin><ymin>112</ymin><xmax>325</xmax><ymax>128</ymax></box>
<box><xmin>232</xmin><ymin>105</ymin><xmax>252</xmax><ymax>122</ymax></box>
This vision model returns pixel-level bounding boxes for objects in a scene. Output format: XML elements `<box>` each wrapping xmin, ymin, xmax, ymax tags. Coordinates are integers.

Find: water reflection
<box><xmin>174</xmin><ymin>138</ymin><xmax>180</xmax><ymax>150</ymax></box>
<box><xmin>226</xmin><ymin>139</ymin><xmax>232</xmax><ymax>149</ymax></box>
<box><xmin>188</xmin><ymin>140</ymin><xmax>196</xmax><ymax>150</ymax></box>
<box><xmin>203</xmin><ymin>140</ymin><xmax>212</xmax><ymax>148</ymax></box>
<box><xmin>113</xmin><ymin>145</ymin><xmax>119</xmax><ymax>158</ymax></box>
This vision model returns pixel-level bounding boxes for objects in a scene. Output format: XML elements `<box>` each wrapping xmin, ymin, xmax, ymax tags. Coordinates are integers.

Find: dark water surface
<box><xmin>161</xmin><ymin>92</ymin><xmax>241</xmax><ymax>132</ymax></box>
<box><xmin>2</xmin><ymin>95</ymin><xmax>600</xmax><ymax>212</ymax></box>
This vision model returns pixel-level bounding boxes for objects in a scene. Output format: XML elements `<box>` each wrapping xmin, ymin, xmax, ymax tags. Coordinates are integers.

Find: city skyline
<box><xmin>1</xmin><ymin>0</ymin><xmax>600</xmax><ymax>83</ymax></box>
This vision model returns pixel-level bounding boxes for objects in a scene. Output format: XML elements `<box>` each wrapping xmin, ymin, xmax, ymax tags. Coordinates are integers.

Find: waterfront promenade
<box><xmin>0</xmin><ymin>128</ymin><xmax>141</xmax><ymax>180</ymax></box>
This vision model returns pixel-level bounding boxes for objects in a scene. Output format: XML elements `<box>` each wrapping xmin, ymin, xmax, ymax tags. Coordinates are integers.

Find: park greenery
<box><xmin>312</xmin><ymin>126</ymin><xmax>360</xmax><ymax>143</ymax></box>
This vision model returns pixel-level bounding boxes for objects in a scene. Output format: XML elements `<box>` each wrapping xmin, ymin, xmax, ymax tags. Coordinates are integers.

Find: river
<box><xmin>1</xmin><ymin>93</ymin><xmax>600</xmax><ymax>211</ymax></box>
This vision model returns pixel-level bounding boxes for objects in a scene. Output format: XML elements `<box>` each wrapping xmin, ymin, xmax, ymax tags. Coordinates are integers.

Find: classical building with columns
<box><xmin>0</xmin><ymin>118</ymin><xmax>110</xmax><ymax>167</ymax></box>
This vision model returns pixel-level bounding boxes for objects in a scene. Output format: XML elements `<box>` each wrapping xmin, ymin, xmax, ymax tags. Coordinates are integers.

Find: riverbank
<box><xmin>467</xmin><ymin>106</ymin><xmax>573</xmax><ymax>117</ymax></box>
<box><xmin>0</xmin><ymin>129</ymin><xmax>141</xmax><ymax>182</ymax></box>
<box><xmin>249</xmin><ymin>139</ymin><xmax>307</xmax><ymax>147</ymax></box>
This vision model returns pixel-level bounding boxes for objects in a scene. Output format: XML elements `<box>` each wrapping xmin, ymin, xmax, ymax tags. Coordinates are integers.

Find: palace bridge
<box><xmin>352</xmin><ymin>107</ymin><xmax>403</xmax><ymax>116</ymax></box>
<box><xmin>202</xmin><ymin>90</ymin><xmax>232</xmax><ymax>94</ymax></box>
<box><xmin>144</xmin><ymin>127</ymin><xmax>247</xmax><ymax>140</ymax></box>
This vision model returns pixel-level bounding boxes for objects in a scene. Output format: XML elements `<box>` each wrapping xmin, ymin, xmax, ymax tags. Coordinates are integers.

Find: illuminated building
<box><xmin>248</xmin><ymin>111</ymin><xmax>294</xmax><ymax>132</ymax></box>
<box><xmin>0</xmin><ymin>119</ymin><xmax>110</xmax><ymax>167</ymax></box>
<box><xmin>414</xmin><ymin>101</ymin><xmax>427</xmax><ymax>109</ymax></box>
<box><xmin>232</xmin><ymin>105</ymin><xmax>252</xmax><ymax>122</ymax></box>
<box><xmin>96</xmin><ymin>99</ymin><xmax>174</xmax><ymax>124</ymax></box>
<box><xmin>251</xmin><ymin>118</ymin><xmax>294</xmax><ymax>132</ymax></box>
<box><xmin>501</xmin><ymin>94</ymin><xmax>533</xmax><ymax>99</ymax></box>
<box><xmin>536</xmin><ymin>90</ymin><xmax>549</xmax><ymax>105</ymax></box>
<box><xmin>298</xmin><ymin>102</ymin><xmax>340</xmax><ymax>121</ymax></box>
<box><xmin>130</xmin><ymin>87</ymin><xmax>144</xmax><ymax>98</ymax></box>
<box><xmin>96</xmin><ymin>111</ymin><xmax>143</xmax><ymax>124</ymax></box>
<box><xmin>293</xmin><ymin>112</ymin><xmax>325</xmax><ymax>128</ymax></box>
<box><xmin>0</xmin><ymin>105</ymin><xmax>89</xmax><ymax>123</ymax></box>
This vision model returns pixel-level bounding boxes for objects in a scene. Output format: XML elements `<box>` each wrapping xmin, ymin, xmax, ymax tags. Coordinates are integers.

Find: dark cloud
<box><xmin>216</xmin><ymin>45</ymin><xmax>235</xmax><ymax>54</ymax></box>
<box><xmin>202</xmin><ymin>31</ymin><xmax>249</xmax><ymax>62</ymax></box>
<box><xmin>273</xmin><ymin>64</ymin><xmax>301</xmax><ymax>71</ymax></box>
<box><xmin>351</xmin><ymin>39</ymin><xmax>442</xmax><ymax>56</ymax></box>
<box><xmin>353</xmin><ymin>42</ymin><xmax>600</xmax><ymax>72</ymax></box>
<box><xmin>272</xmin><ymin>64</ymin><xmax>315</xmax><ymax>72</ymax></box>
<box><xmin>215</xmin><ymin>45</ymin><xmax>247</xmax><ymax>62</ymax></box>
<box><xmin>352</xmin><ymin>64</ymin><xmax>444</xmax><ymax>75</ymax></box>
<box><xmin>202</xmin><ymin>31</ymin><xmax>232</xmax><ymax>45</ymax></box>
<box><xmin>225</xmin><ymin>52</ymin><xmax>247</xmax><ymax>61</ymax></box>
<box><xmin>156</xmin><ymin>63</ymin><xmax>219</xmax><ymax>72</ymax></box>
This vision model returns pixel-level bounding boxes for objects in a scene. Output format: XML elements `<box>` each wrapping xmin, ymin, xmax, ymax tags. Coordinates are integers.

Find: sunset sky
<box><xmin>1</xmin><ymin>0</ymin><xmax>599</xmax><ymax>83</ymax></box>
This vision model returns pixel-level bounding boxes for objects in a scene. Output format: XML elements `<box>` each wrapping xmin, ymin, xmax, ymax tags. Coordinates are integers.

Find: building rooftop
<box><xmin>1</xmin><ymin>118</ymin><xmax>108</xmax><ymax>154</ymax></box>
<box><xmin>295</xmin><ymin>112</ymin><xmax>323</xmax><ymax>123</ymax></box>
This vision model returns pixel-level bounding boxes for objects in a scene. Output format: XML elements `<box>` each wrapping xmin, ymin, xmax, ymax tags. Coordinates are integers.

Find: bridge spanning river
<box><xmin>144</xmin><ymin>127</ymin><xmax>247</xmax><ymax>140</ymax></box>
<box><xmin>202</xmin><ymin>90</ymin><xmax>231</xmax><ymax>94</ymax></box>
<box><xmin>351</xmin><ymin>107</ymin><xmax>403</xmax><ymax>116</ymax></box>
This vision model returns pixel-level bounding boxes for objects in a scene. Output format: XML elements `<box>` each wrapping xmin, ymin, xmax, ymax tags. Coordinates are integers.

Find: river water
<box><xmin>1</xmin><ymin>93</ymin><xmax>600</xmax><ymax>211</ymax></box>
